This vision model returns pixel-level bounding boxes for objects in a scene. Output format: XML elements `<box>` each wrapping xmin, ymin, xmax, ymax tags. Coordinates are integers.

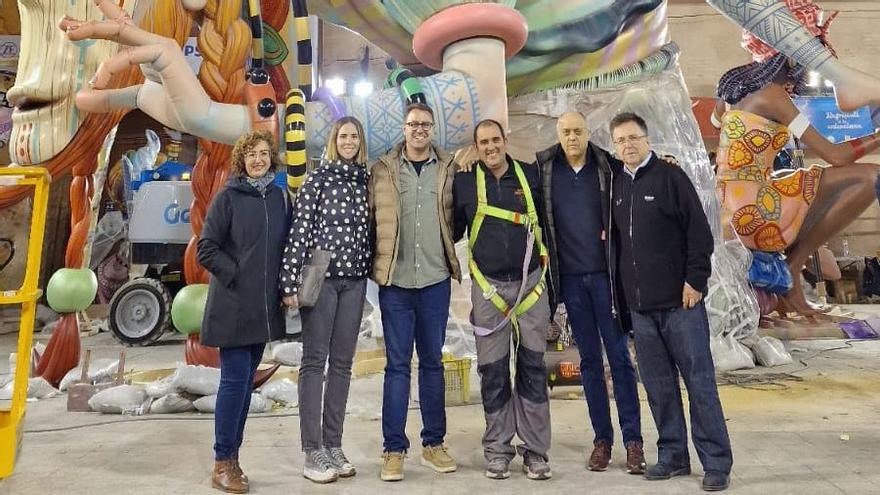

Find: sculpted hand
<box><xmin>58</xmin><ymin>0</ymin><xmax>247</xmax><ymax>144</ymax></box>
<box><xmin>282</xmin><ymin>295</ymin><xmax>298</xmax><ymax>309</ymax></box>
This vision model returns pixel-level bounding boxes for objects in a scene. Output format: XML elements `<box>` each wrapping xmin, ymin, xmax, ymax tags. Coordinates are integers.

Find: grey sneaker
<box><xmin>303</xmin><ymin>449</ymin><xmax>338</xmax><ymax>484</ymax></box>
<box><xmin>521</xmin><ymin>450</ymin><xmax>552</xmax><ymax>480</ymax></box>
<box><xmin>485</xmin><ymin>457</ymin><xmax>510</xmax><ymax>480</ymax></box>
<box><xmin>327</xmin><ymin>447</ymin><xmax>356</xmax><ymax>478</ymax></box>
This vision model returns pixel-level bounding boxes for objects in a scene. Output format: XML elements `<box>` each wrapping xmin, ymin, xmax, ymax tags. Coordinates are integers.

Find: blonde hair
<box><xmin>230</xmin><ymin>130</ymin><xmax>279</xmax><ymax>176</ymax></box>
<box><xmin>325</xmin><ymin>117</ymin><xmax>367</xmax><ymax>164</ymax></box>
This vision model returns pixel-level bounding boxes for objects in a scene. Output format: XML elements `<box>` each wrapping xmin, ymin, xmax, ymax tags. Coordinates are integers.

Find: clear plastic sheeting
<box><xmin>507</xmin><ymin>65</ymin><xmax>761</xmax><ymax>369</ymax></box>
<box><xmin>707</xmin><ymin>240</ymin><xmax>760</xmax><ymax>342</ymax></box>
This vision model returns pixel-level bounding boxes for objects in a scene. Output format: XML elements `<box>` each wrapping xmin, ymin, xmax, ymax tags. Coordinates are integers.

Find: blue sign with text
<box><xmin>792</xmin><ymin>96</ymin><xmax>875</xmax><ymax>143</ymax></box>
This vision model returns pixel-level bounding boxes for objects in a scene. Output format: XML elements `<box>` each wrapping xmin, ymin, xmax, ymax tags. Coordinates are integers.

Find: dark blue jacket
<box><xmin>198</xmin><ymin>177</ymin><xmax>289</xmax><ymax>347</ymax></box>
<box><xmin>612</xmin><ymin>154</ymin><xmax>714</xmax><ymax>312</ymax></box>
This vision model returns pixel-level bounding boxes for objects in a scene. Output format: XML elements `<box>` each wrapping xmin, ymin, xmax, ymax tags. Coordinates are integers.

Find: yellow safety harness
<box><xmin>468</xmin><ymin>161</ymin><xmax>549</xmax><ymax>332</ymax></box>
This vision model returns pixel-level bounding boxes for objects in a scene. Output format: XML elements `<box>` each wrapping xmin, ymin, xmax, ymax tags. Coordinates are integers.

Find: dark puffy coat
<box><xmin>197</xmin><ymin>177</ymin><xmax>289</xmax><ymax>347</ymax></box>
<box><xmin>535</xmin><ymin>142</ymin><xmax>632</xmax><ymax>331</ymax></box>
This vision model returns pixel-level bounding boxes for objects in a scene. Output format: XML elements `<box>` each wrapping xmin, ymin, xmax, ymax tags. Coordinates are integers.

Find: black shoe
<box><xmin>644</xmin><ymin>463</ymin><xmax>691</xmax><ymax>480</ymax></box>
<box><xmin>702</xmin><ymin>471</ymin><xmax>730</xmax><ymax>491</ymax></box>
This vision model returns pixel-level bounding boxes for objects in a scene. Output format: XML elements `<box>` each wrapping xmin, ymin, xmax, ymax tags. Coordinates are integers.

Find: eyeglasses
<box><xmin>245</xmin><ymin>150</ymin><xmax>271</xmax><ymax>160</ymax></box>
<box><xmin>405</xmin><ymin>121</ymin><xmax>434</xmax><ymax>130</ymax></box>
<box><xmin>613</xmin><ymin>135</ymin><xmax>647</xmax><ymax>146</ymax></box>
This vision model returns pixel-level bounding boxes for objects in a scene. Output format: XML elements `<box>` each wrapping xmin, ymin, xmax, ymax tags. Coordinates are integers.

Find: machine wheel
<box><xmin>109</xmin><ymin>278</ymin><xmax>171</xmax><ymax>346</ymax></box>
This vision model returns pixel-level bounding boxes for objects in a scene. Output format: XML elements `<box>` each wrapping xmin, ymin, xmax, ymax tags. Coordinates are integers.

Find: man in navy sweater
<box><xmin>610</xmin><ymin>112</ymin><xmax>732</xmax><ymax>492</ymax></box>
<box><xmin>535</xmin><ymin>112</ymin><xmax>644</xmax><ymax>474</ymax></box>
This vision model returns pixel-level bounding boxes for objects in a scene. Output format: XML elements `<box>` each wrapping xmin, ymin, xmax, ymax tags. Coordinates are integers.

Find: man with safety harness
<box><xmin>453</xmin><ymin>119</ymin><xmax>552</xmax><ymax>481</ymax></box>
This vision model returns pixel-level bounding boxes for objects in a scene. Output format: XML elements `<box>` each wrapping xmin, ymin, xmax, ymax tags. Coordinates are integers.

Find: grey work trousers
<box><xmin>471</xmin><ymin>269</ymin><xmax>552</xmax><ymax>462</ymax></box>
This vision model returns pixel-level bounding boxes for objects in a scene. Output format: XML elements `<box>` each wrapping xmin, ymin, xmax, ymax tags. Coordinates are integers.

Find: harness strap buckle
<box><xmin>482</xmin><ymin>284</ymin><xmax>498</xmax><ymax>301</ymax></box>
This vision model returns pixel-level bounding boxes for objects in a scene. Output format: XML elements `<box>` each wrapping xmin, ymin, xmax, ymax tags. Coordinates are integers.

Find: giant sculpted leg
<box><xmin>781</xmin><ymin>165</ymin><xmax>880</xmax><ymax>316</ymax></box>
<box><xmin>707</xmin><ymin>0</ymin><xmax>880</xmax><ymax>112</ymax></box>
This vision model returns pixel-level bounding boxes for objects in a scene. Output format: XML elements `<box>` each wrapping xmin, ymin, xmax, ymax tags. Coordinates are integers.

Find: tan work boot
<box><xmin>381</xmin><ymin>451</ymin><xmax>405</xmax><ymax>481</ymax></box>
<box><xmin>421</xmin><ymin>444</ymin><xmax>457</xmax><ymax>473</ymax></box>
<box><xmin>212</xmin><ymin>460</ymin><xmax>248</xmax><ymax>493</ymax></box>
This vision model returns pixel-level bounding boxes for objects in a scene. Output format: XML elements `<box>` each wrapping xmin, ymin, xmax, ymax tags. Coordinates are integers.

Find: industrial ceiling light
<box><xmin>354</xmin><ymin>80</ymin><xmax>374</xmax><ymax>97</ymax></box>
<box><xmin>325</xmin><ymin>77</ymin><xmax>346</xmax><ymax>96</ymax></box>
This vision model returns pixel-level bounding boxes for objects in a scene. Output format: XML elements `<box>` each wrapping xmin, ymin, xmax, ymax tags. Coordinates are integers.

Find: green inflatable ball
<box><xmin>46</xmin><ymin>268</ymin><xmax>98</xmax><ymax>313</ymax></box>
<box><xmin>171</xmin><ymin>283</ymin><xmax>209</xmax><ymax>335</ymax></box>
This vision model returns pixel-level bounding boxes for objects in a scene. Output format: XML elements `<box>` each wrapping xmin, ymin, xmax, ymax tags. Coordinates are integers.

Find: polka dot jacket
<box><xmin>280</xmin><ymin>160</ymin><xmax>372</xmax><ymax>295</ymax></box>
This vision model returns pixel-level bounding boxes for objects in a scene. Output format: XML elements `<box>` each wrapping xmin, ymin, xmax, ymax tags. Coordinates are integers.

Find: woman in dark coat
<box><xmin>280</xmin><ymin>116</ymin><xmax>372</xmax><ymax>484</ymax></box>
<box><xmin>198</xmin><ymin>130</ymin><xmax>289</xmax><ymax>493</ymax></box>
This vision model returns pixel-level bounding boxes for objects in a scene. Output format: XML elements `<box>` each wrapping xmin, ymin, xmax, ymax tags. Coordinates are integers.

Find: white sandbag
<box><xmin>248</xmin><ymin>393</ymin><xmax>271</xmax><ymax>413</ymax></box>
<box><xmin>149</xmin><ymin>393</ymin><xmax>195</xmax><ymax>414</ymax></box>
<box><xmin>751</xmin><ymin>336</ymin><xmax>793</xmax><ymax>367</ymax></box>
<box><xmin>192</xmin><ymin>393</ymin><xmax>272</xmax><ymax>414</ymax></box>
<box><xmin>144</xmin><ymin>374</ymin><xmax>176</xmax><ymax>398</ymax></box>
<box><xmin>0</xmin><ymin>380</ymin><xmax>11</xmax><ymax>400</ymax></box>
<box><xmin>259</xmin><ymin>378</ymin><xmax>298</xmax><ymax>406</ymax></box>
<box><xmin>171</xmin><ymin>364</ymin><xmax>221</xmax><ymax>396</ymax></box>
<box><xmin>27</xmin><ymin>377</ymin><xmax>59</xmax><ymax>399</ymax></box>
<box><xmin>88</xmin><ymin>384</ymin><xmax>147</xmax><ymax>414</ymax></box>
<box><xmin>0</xmin><ymin>377</ymin><xmax>59</xmax><ymax>400</ymax></box>
<box><xmin>711</xmin><ymin>334</ymin><xmax>756</xmax><ymax>372</ymax></box>
<box><xmin>59</xmin><ymin>358</ymin><xmax>119</xmax><ymax>391</ymax></box>
<box><xmin>270</xmin><ymin>342</ymin><xmax>303</xmax><ymax>366</ymax></box>
<box><xmin>192</xmin><ymin>394</ymin><xmax>217</xmax><ymax>413</ymax></box>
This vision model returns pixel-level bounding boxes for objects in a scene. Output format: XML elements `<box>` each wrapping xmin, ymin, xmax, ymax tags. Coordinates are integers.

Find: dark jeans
<box><xmin>561</xmin><ymin>273</ymin><xmax>642</xmax><ymax>446</ymax></box>
<box><xmin>630</xmin><ymin>302</ymin><xmax>733</xmax><ymax>474</ymax></box>
<box><xmin>214</xmin><ymin>343</ymin><xmax>265</xmax><ymax>461</ymax></box>
<box><xmin>299</xmin><ymin>277</ymin><xmax>367</xmax><ymax>451</ymax></box>
<box><xmin>379</xmin><ymin>278</ymin><xmax>450</xmax><ymax>452</ymax></box>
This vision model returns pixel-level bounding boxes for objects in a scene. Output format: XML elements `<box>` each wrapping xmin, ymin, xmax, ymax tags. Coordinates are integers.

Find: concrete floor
<box><xmin>1</xmin><ymin>327</ymin><xmax>879</xmax><ymax>494</ymax></box>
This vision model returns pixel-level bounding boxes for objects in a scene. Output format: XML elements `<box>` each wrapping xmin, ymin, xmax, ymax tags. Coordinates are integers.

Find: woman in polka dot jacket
<box><xmin>280</xmin><ymin>116</ymin><xmax>372</xmax><ymax>484</ymax></box>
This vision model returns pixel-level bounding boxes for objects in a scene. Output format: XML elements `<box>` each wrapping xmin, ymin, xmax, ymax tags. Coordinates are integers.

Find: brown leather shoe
<box><xmin>588</xmin><ymin>440</ymin><xmax>612</xmax><ymax>471</ymax></box>
<box><xmin>625</xmin><ymin>441</ymin><xmax>646</xmax><ymax>475</ymax></box>
<box><xmin>231</xmin><ymin>459</ymin><xmax>249</xmax><ymax>486</ymax></box>
<box><xmin>212</xmin><ymin>460</ymin><xmax>249</xmax><ymax>493</ymax></box>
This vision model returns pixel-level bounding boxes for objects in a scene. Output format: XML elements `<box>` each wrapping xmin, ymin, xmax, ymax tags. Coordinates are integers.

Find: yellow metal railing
<box><xmin>0</xmin><ymin>167</ymin><xmax>51</xmax><ymax>479</ymax></box>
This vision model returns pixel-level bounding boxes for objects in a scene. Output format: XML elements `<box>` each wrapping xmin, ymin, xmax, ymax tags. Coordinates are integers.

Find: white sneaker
<box><xmin>327</xmin><ymin>447</ymin><xmax>356</xmax><ymax>477</ymax></box>
<box><xmin>303</xmin><ymin>449</ymin><xmax>338</xmax><ymax>484</ymax></box>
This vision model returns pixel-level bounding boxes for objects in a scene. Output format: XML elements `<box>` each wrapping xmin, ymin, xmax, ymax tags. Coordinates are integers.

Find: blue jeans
<box><xmin>561</xmin><ymin>273</ymin><xmax>642</xmax><ymax>446</ymax></box>
<box><xmin>379</xmin><ymin>278</ymin><xmax>450</xmax><ymax>452</ymax></box>
<box><xmin>214</xmin><ymin>343</ymin><xmax>265</xmax><ymax>461</ymax></box>
<box><xmin>630</xmin><ymin>302</ymin><xmax>733</xmax><ymax>474</ymax></box>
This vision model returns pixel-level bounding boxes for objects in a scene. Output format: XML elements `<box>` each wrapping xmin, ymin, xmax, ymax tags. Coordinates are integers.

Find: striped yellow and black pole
<box><xmin>247</xmin><ymin>0</ymin><xmax>264</xmax><ymax>70</ymax></box>
<box><xmin>285</xmin><ymin>88</ymin><xmax>308</xmax><ymax>196</ymax></box>
<box><xmin>244</xmin><ymin>0</ymin><xmax>278</xmax><ymax>143</ymax></box>
<box><xmin>385</xmin><ymin>67</ymin><xmax>427</xmax><ymax>105</ymax></box>
<box><xmin>292</xmin><ymin>0</ymin><xmax>313</xmax><ymax>101</ymax></box>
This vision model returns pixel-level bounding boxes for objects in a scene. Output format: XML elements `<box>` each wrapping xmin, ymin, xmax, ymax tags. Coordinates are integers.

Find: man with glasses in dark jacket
<box><xmin>535</xmin><ymin>111</ymin><xmax>644</xmax><ymax>475</ymax></box>
<box><xmin>610</xmin><ymin>112</ymin><xmax>732</xmax><ymax>492</ymax></box>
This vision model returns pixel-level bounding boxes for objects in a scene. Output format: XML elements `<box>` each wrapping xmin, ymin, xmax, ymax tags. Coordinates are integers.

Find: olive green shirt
<box><xmin>391</xmin><ymin>150</ymin><xmax>450</xmax><ymax>288</ymax></box>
